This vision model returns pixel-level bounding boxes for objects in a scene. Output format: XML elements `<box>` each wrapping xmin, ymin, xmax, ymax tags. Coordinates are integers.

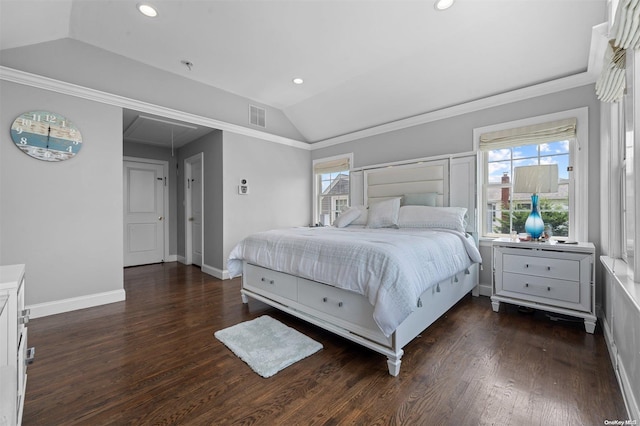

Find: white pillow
<box><xmin>333</xmin><ymin>206</ymin><xmax>362</xmax><ymax>228</ymax></box>
<box><xmin>367</xmin><ymin>198</ymin><xmax>401</xmax><ymax>228</ymax></box>
<box><xmin>398</xmin><ymin>205</ymin><xmax>467</xmax><ymax>232</ymax></box>
<box><xmin>350</xmin><ymin>205</ymin><xmax>369</xmax><ymax>226</ymax></box>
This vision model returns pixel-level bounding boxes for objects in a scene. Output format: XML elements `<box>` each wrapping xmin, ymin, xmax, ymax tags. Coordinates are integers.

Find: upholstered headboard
<box><xmin>364</xmin><ymin>160</ymin><xmax>449</xmax><ymax>207</ymax></box>
<box><xmin>351</xmin><ymin>156</ymin><xmax>476</xmax><ymax>233</ymax></box>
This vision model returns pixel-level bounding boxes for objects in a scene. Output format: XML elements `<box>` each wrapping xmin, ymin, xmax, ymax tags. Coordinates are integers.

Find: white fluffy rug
<box><xmin>214</xmin><ymin>315</ymin><xmax>323</xmax><ymax>378</ymax></box>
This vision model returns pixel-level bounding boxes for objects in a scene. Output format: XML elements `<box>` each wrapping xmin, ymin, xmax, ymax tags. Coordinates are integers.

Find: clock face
<box><xmin>10</xmin><ymin>110</ymin><xmax>83</xmax><ymax>162</ymax></box>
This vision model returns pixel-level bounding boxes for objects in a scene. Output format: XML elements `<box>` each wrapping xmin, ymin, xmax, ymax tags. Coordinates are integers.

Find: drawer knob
<box><xmin>547</xmin><ymin>266</ymin><xmax>551</xmax><ymax>271</ymax></box>
<box><xmin>525</xmin><ymin>283</ymin><xmax>529</xmax><ymax>287</ymax></box>
<box><xmin>323</xmin><ymin>297</ymin><xmax>328</xmax><ymax>302</ymax></box>
<box><xmin>525</xmin><ymin>264</ymin><xmax>529</xmax><ymax>268</ymax></box>
<box><xmin>547</xmin><ymin>287</ymin><xmax>551</xmax><ymax>291</ymax></box>
<box><xmin>338</xmin><ymin>302</ymin><xmax>343</xmax><ymax>307</ymax></box>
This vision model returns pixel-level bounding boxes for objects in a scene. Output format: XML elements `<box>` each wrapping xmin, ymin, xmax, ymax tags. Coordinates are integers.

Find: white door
<box><xmin>124</xmin><ymin>161</ymin><xmax>165</xmax><ymax>266</ymax></box>
<box><xmin>185</xmin><ymin>154</ymin><xmax>203</xmax><ymax>267</ymax></box>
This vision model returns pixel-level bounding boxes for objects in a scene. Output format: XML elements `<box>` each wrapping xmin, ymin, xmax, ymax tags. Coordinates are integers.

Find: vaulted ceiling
<box><xmin>0</xmin><ymin>0</ymin><xmax>607</xmax><ymax>143</ymax></box>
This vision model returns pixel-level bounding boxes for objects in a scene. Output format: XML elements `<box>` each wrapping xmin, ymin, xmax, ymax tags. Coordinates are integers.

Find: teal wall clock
<box><xmin>10</xmin><ymin>110</ymin><xmax>83</xmax><ymax>162</ymax></box>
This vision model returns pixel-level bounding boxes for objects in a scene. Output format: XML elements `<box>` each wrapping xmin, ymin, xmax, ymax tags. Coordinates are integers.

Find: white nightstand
<box><xmin>491</xmin><ymin>239</ymin><xmax>596</xmax><ymax>333</ymax></box>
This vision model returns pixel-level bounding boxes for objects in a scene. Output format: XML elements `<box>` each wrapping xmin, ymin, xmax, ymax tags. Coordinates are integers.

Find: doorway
<box><xmin>185</xmin><ymin>153</ymin><xmax>204</xmax><ymax>267</ymax></box>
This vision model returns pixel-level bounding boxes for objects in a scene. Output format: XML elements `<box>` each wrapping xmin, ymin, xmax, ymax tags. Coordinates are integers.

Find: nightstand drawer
<box><xmin>502</xmin><ymin>253</ymin><xmax>579</xmax><ymax>281</ymax></box>
<box><xmin>502</xmin><ymin>272</ymin><xmax>580</xmax><ymax>304</ymax></box>
<box><xmin>243</xmin><ymin>264</ymin><xmax>297</xmax><ymax>301</ymax></box>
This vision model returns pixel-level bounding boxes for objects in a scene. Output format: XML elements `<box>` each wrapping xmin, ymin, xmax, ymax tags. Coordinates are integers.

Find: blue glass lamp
<box><xmin>513</xmin><ymin>165</ymin><xmax>559</xmax><ymax>240</ymax></box>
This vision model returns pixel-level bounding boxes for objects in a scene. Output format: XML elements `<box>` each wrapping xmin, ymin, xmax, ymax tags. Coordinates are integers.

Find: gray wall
<box><xmin>173</xmin><ymin>130</ymin><xmax>311</xmax><ymax>273</ymax></box>
<box><xmin>177</xmin><ymin>130</ymin><xmax>224</xmax><ymax>270</ymax></box>
<box><xmin>0</xmin><ymin>81</ymin><xmax>123</xmax><ymax>305</ymax></box>
<box><xmin>1</xmin><ymin>38</ymin><xmax>305</xmax><ymax>142</ymax></box>
<box><xmin>312</xmin><ymin>84</ymin><xmax>601</xmax><ymax>286</ymax></box>
<box><xmin>123</xmin><ymin>141</ymin><xmax>179</xmax><ymax>257</ymax></box>
<box><xmin>223</xmin><ymin>132</ymin><xmax>311</xmax><ymax>270</ymax></box>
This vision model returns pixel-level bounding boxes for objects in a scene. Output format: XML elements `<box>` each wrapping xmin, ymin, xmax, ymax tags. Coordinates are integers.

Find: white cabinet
<box><xmin>0</xmin><ymin>265</ymin><xmax>33</xmax><ymax>426</ymax></box>
<box><xmin>491</xmin><ymin>240</ymin><xmax>596</xmax><ymax>333</ymax></box>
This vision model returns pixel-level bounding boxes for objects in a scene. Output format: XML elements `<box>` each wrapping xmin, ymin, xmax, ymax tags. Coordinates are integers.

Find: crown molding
<box><xmin>0</xmin><ymin>66</ymin><xmax>311</xmax><ymax>151</ymax></box>
<box><xmin>310</xmin><ymin>72</ymin><xmax>597</xmax><ymax>150</ymax></box>
<box><xmin>1</xmin><ymin>65</ymin><xmax>598</xmax><ymax>153</ymax></box>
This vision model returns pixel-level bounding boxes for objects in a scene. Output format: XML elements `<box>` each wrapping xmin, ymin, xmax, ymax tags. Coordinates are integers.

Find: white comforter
<box><xmin>228</xmin><ymin>227</ymin><xmax>482</xmax><ymax>336</ymax></box>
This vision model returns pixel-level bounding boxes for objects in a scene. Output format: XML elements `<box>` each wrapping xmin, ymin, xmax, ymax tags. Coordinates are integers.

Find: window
<box><xmin>483</xmin><ymin>141</ymin><xmax>570</xmax><ymax>237</ymax></box>
<box><xmin>617</xmin><ymin>50</ymin><xmax>640</xmax><ymax>282</ymax></box>
<box><xmin>475</xmin><ymin>109</ymin><xmax>589</xmax><ymax>241</ymax></box>
<box><xmin>621</xmin><ymin>73</ymin><xmax>636</xmax><ymax>272</ymax></box>
<box><xmin>313</xmin><ymin>154</ymin><xmax>352</xmax><ymax>226</ymax></box>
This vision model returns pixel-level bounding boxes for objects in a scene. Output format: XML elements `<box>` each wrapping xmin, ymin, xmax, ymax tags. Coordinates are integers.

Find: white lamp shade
<box><xmin>513</xmin><ymin>164</ymin><xmax>559</xmax><ymax>194</ymax></box>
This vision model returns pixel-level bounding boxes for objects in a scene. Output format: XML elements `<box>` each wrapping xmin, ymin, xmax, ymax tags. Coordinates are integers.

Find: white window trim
<box><xmin>605</xmin><ymin>48</ymin><xmax>640</xmax><ymax>281</ymax></box>
<box><xmin>473</xmin><ymin>107</ymin><xmax>589</xmax><ymax>241</ymax></box>
<box><xmin>312</xmin><ymin>153</ymin><xmax>353</xmax><ymax>225</ymax></box>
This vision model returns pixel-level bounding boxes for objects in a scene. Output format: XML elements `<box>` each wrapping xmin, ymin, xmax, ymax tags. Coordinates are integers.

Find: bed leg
<box><xmin>387</xmin><ymin>356</ymin><xmax>402</xmax><ymax>376</ymax></box>
<box><xmin>241</xmin><ymin>292</ymin><xmax>249</xmax><ymax>304</ymax></box>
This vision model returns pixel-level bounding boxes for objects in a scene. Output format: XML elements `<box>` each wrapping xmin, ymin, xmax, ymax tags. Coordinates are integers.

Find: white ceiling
<box><xmin>0</xmin><ymin>0</ymin><xmax>607</xmax><ymax>144</ymax></box>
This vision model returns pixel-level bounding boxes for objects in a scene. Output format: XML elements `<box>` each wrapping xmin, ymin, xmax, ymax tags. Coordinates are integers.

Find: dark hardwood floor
<box><xmin>23</xmin><ymin>262</ymin><xmax>627</xmax><ymax>425</ymax></box>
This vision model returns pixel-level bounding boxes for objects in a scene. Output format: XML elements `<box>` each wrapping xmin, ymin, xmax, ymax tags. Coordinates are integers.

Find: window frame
<box><xmin>312</xmin><ymin>153</ymin><xmax>353</xmax><ymax>226</ymax></box>
<box><xmin>483</xmin><ymin>143</ymin><xmax>571</xmax><ymax>238</ymax></box>
<box><xmin>474</xmin><ymin>108</ymin><xmax>589</xmax><ymax>241</ymax></box>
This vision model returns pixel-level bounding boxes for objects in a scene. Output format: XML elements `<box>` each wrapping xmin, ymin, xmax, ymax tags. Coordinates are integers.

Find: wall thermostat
<box><xmin>238</xmin><ymin>178</ymin><xmax>249</xmax><ymax>195</ymax></box>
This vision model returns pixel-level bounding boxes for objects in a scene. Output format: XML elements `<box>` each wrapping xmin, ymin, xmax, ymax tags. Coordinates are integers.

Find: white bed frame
<box><xmin>240</xmin><ymin>157</ymin><xmax>479</xmax><ymax>376</ymax></box>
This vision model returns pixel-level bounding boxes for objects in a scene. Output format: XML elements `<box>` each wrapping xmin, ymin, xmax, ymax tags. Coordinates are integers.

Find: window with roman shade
<box><xmin>476</xmin><ymin>113</ymin><xmax>587</xmax><ymax>241</ymax></box>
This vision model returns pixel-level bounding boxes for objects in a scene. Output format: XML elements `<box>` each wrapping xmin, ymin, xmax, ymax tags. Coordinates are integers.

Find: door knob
<box><xmin>158</xmin><ymin>216</ymin><xmax>163</xmax><ymax>221</ymax></box>
<box><xmin>189</xmin><ymin>217</ymin><xmax>194</xmax><ymax>221</ymax></box>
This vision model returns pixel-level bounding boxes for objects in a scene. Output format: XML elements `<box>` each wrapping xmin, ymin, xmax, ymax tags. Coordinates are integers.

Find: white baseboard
<box><xmin>165</xmin><ymin>254</ymin><xmax>178</xmax><ymax>262</ymax></box>
<box><xmin>175</xmin><ymin>258</ymin><xmax>229</xmax><ymax>280</ymax></box>
<box><xmin>201</xmin><ymin>264</ymin><xmax>229</xmax><ymax>280</ymax></box>
<box><xmin>28</xmin><ymin>289</ymin><xmax>126</xmax><ymax>319</ymax></box>
<box><xmin>477</xmin><ymin>282</ymin><xmax>492</xmax><ymax>297</ymax></box>
<box><xmin>618</xmin><ymin>352</ymin><xmax>640</xmax><ymax>422</ymax></box>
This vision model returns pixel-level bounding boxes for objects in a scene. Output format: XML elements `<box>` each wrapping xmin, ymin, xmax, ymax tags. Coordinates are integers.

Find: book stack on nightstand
<box><xmin>490</xmin><ymin>239</ymin><xmax>596</xmax><ymax>333</ymax></box>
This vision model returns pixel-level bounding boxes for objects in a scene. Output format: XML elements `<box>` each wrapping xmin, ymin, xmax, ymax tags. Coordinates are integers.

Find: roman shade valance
<box><xmin>313</xmin><ymin>157</ymin><xmax>350</xmax><ymax>174</ymax></box>
<box><xmin>596</xmin><ymin>41</ymin><xmax>626</xmax><ymax>103</ymax></box>
<box><xmin>479</xmin><ymin>118</ymin><xmax>577</xmax><ymax>151</ymax></box>
<box><xmin>611</xmin><ymin>0</ymin><xmax>640</xmax><ymax>50</ymax></box>
<box><xmin>596</xmin><ymin>0</ymin><xmax>639</xmax><ymax>103</ymax></box>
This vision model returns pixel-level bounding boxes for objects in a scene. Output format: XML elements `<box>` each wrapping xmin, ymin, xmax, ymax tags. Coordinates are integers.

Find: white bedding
<box><xmin>228</xmin><ymin>227</ymin><xmax>482</xmax><ymax>337</ymax></box>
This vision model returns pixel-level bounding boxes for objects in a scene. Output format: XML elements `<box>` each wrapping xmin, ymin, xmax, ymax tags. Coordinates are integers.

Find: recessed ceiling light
<box><xmin>292</xmin><ymin>78</ymin><xmax>304</xmax><ymax>85</ymax></box>
<box><xmin>434</xmin><ymin>0</ymin><xmax>454</xmax><ymax>11</ymax></box>
<box><xmin>137</xmin><ymin>3</ymin><xmax>158</xmax><ymax>17</ymax></box>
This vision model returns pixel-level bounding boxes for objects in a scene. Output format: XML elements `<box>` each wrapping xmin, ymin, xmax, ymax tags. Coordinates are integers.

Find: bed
<box><xmin>228</xmin><ymin>158</ymin><xmax>481</xmax><ymax>376</ymax></box>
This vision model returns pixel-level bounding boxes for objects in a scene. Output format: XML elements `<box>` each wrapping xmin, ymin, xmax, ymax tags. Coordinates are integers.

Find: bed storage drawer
<box><xmin>243</xmin><ymin>264</ymin><xmax>297</xmax><ymax>301</ymax></box>
<box><xmin>297</xmin><ymin>278</ymin><xmax>379</xmax><ymax>331</ymax></box>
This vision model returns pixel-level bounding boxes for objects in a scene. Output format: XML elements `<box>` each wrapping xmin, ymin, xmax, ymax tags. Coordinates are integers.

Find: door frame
<box><xmin>184</xmin><ymin>153</ymin><xmax>204</xmax><ymax>265</ymax></box>
<box><xmin>123</xmin><ymin>156</ymin><xmax>170</xmax><ymax>263</ymax></box>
